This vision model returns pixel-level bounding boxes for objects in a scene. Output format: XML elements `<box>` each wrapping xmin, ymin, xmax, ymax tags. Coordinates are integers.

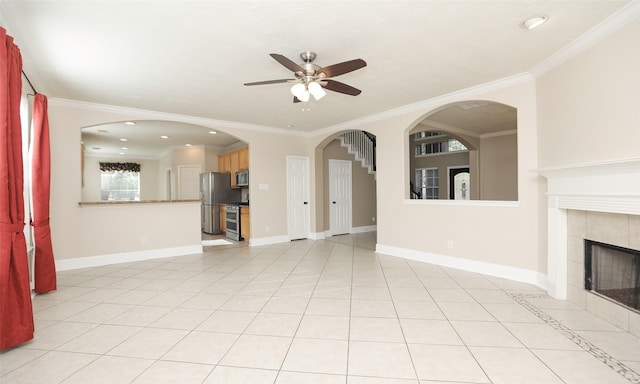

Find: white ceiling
<box><xmin>1</xmin><ymin>0</ymin><xmax>633</xmax><ymax>141</ymax></box>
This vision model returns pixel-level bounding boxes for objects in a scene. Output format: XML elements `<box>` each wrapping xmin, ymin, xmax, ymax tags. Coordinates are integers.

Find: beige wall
<box><xmin>48</xmin><ymin>100</ymin><xmax>307</xmax><ymax>261</ymax></box>
<box><xmin>537</xmin><ymin>19</ymin><xmax>640</xmax><ymax>168</ymax></box>
<box><xmin>45</xmin><ymin>19</ymin><xmax>638</xmax><ymax>281</ymax></box>
<box><xmin>478</xmin><ymin>133</ymin><xmax>518</xmax><ymax>200</ymax></box>
<box><xmin>311</xmin><ymin>79</ymin><xmax>545</xmax><ymax>277</ymax></box>
<box><xmin>322</xmin><ymin>139</ymin><xmax>377</xmax><ymax>230</ymax></box>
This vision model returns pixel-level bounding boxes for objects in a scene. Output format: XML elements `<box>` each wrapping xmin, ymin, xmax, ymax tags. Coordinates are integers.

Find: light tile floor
<box><xmin>2</xmin><ymin>232</ymin><xmax>640</xmax><ymax>383</ymax></box>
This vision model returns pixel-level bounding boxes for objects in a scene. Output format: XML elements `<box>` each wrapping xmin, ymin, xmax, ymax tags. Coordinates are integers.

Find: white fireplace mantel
<box><xmin>536</xmin><ymin>158</ymin><xmax>640</xmax><ymax>299</ymax></box>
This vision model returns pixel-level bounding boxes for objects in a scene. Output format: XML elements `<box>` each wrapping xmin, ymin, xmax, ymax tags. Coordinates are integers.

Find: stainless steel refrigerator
<box><xmin>201</xmin><ymin>172</ymin><xmax>240</xmax><ymax>234</ymax></box>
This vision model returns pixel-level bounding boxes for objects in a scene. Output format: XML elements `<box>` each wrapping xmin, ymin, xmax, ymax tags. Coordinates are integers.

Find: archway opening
<box><xmin>407</xmin><ymin>100</ymin><xmax>517</xmax><ymax>201</ymax></box>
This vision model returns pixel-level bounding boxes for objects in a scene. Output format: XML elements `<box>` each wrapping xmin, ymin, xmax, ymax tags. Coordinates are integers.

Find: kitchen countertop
<box><xmin>79</xmin><ymin>199</ymin><xmax>201</xmax><ymax>206</ymax></box>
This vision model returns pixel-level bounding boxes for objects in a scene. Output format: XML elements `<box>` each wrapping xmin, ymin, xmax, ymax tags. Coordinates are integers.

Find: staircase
<box><xmin>339</xmin><ymin>130</ymin><xmax>376</xmax><ymax>176</ymax></box>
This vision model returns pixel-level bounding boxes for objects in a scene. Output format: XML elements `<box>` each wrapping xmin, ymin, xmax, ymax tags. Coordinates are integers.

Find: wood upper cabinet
<box><xmin>218</xmin><ymin>153</ymin><xmax>231</xmax><ymax>174</ymax></box>
<box><xmin>230</xmin><ymin>151</ymin><xmax>239</xmax><ymax>188</ymax></box>
<box><xmin>238</xmin><ymin>147</ymin><xmax>249</xmax><ymax>170</ymax></box>
<box><xmin>240</xmin><ymin>206</ymin><xmax>250</xmax><ymax>240</ymax></box>
<box><xmin>219</xmin><ymin>146</ymin><xmax>248</xmax><ymax>189</ymax></box>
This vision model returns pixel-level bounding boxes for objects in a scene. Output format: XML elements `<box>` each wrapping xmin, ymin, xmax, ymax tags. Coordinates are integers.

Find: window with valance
<box><xmin>99</xmin><ymin>162</ymin><xmax>141</xmax><ymax>201</ymax></box>
<box><xmin>99</xmin><ymin>162</ymin><xmax>140</xmax><ymax>173</ymax></box>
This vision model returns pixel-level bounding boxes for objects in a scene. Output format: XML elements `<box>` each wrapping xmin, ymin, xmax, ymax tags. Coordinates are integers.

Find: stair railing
<box><xmin>340</xmin><ymin>130</ymin><xmax>376</xmax><ymax>174</ymax></box>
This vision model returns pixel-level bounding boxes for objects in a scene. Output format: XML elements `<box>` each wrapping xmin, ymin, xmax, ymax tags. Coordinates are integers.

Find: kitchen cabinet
<box><xmin>219</xmin><ymin>204</ymin><xmax>226</xmax><ymax>234</ymax></box>
<box><xmin>238</xmin><ymin>147</ymin><xmax>249</xmax><ymax>170</ymax></box>
<box><xmin>230</xmin><ymin>151</ymin><xmax>239</xmax><ymax>188</ymax></box>
<box><xmin>218</xmin><ymin>153</ymin><xmax>231</xmax><ymax>174</ymax></box>
<box><xmin>219</xmin><ymin>146</ymin><xmax>249</xmax><ymax>189</ymax></box>
<box><xmin>240</xmin><ymin>206</ymin><xmax>250</xmax><ymax>240</ymax></box>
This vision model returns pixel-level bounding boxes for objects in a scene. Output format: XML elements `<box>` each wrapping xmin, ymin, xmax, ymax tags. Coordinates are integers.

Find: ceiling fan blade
<box><xmin>244</xmin><ymin>79</ymin><xmax>294</xmax><ymax>86</ymax></box>
<box><xmin>317</xmin><ymin>59</ymin><xmax>366</xmax><ymax>78</ymax></box>
<box><xmin>323</xmin><ymin>80</ymin><xmax>362</xmax><ymax>96</ymax></box>
<box><xmin>270</xmin><ymin>53</ymin><xmax>305</xmax><ymax>73</ymax></box>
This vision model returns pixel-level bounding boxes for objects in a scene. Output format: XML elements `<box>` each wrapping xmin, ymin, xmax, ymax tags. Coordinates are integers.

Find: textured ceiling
<box><xmin>1</xmin><ymin>0</ymin><xmax>632</xmax><ymax>137</ymax></box>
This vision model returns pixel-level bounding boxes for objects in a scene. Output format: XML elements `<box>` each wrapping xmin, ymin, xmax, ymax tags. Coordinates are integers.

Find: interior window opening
<box><xmin>408</xmin><ymin>100</ymin><xmax>518</xmax><ymax>201</ymax></box>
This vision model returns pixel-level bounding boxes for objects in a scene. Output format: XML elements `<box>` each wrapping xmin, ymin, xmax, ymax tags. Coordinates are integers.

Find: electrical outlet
<box><xmin>265</xmin><ymin>225</ymin><xmax>270</xmax><ymax>233</ymax></box>
<box><xmin>372</xmin><ymin>217</ymin><xmax>376</xmax><ymax>222</ymax></box>
<box><xmin>447</xmin><ymin>240</ymin><xmax>454</xmax><ymax>249</ymax></box>
<box><xmin>141</xmin><ymin>236</ymin><xmax>148</xmax><ymax>244</ymax></box>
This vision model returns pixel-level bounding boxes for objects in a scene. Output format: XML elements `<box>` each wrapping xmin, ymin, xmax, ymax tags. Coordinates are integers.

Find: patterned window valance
<box><xmin>99</xmin><ymin>162</ymin><xmax>140</xmax><ymax>173</ymax></box>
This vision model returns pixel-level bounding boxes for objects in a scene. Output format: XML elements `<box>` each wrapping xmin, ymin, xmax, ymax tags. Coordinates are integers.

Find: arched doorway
<box><xmin>314</xmin><ymin>130</ymin><xmax>377</xmax><ymax>238</ymax></box>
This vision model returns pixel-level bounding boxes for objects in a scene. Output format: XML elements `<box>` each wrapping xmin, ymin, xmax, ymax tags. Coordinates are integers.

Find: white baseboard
<box><xmin>376</xmin><ymin>243</ymin><xmax>547</xmax><ymax>290</ymax></box>
<box><xmin>351</xmin><ymin>225</ymin><xmax>377</xmax><ymax>234</ymax></box>
<box><xmin>308</xmin><ymin>232</ymin><xmax>326</xmax><ymax>240</ymax></box>
<box><xmin>323</xmin><ymin>225</ymin><xmax>378</xmax><ymax>238</ymax></box>
<box><xmin>249</xmin><ymin>235</ymin><xmax>290</xmax><ymax>247</ymax></box>
<box><xmin>55</xmin><ymin>245</ymin><xmax>203</xmax><ymax>271</ymax></box>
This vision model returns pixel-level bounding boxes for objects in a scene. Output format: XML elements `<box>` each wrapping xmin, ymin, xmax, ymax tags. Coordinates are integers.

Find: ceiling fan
<box><xmin>244</xmin><ymin>51</ymin><xmax>366</xmax><ymax>103</ymax></box>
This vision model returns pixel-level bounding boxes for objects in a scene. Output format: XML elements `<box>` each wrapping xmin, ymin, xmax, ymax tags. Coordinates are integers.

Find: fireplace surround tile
<box><xmin>567</xmin><ymin>235</ymin><xmax>584</xmax><ymax>263</ymax></box>
<box><xmin>630</xmin><ymin>215</ymin><xmax>640</xmax><ymax>251</ymax></box>
<box><xmin>566</xmin><ymin>210</ymin><xmax>640</xmax><ymax>337</ymax></box>
<box><xmin>586</xmin><ymin>212</ymin><xmax>629</xmax><ymax>248</ymax></box>
<box><xmin>567</xmin><ymin>209</ymin><xmax>587</xmax><ymax>238</ymax></box>
<box><xmin>631</xmin><ymin>311</ymin><xmax>640</xmax><ymax>338</ymax></box>
<box><xmin>586</xmin><ymin>293</ymin><xmax>630</xmax><ymax>331</ymax></box>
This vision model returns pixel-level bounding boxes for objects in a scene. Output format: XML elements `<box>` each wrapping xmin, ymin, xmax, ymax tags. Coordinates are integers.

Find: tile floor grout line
<box><xmin>379</xmin><ymin>252</ymin><xmax>421</xmax><ymax>381</ymax></box>
<box><xmin>509</xmin><ymin>293</ymin><xmax>640</xmax><ymax>384</ymax></box>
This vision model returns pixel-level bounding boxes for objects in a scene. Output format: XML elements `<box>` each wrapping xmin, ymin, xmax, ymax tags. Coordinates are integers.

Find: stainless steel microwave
<box><xmin>236</xmin><ymin>170</ymin><xmax>249</xmax><ymax>187</ymax></box>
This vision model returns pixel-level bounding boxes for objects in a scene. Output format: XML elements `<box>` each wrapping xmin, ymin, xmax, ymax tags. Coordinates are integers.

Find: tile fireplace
<box><xmin>538</xmin><ymin>158</ymin><xmax>640</xmax><ymax>337</ymax></box>
<box><xmin>584</xmin><ymin>239</ymin><xmax>640</xmax><ymax>312</ymax></box>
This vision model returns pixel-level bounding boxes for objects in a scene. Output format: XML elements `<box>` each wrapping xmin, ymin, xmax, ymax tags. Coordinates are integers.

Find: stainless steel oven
<box><xmin>225</xmin><ymin>204</ymin><xmax>240</xmax><ymax>241</ymax></box>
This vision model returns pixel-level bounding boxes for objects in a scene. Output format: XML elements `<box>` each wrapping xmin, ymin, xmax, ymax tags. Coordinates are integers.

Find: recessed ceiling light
<box><xmin>119</xmin><ymin>152</ymin><xmax>125</xmax><ymax>155</ymax></box>
<box><xmin>521</xmin><ymin>15</ymin><xmax>548</xmax><ymax>30</ymax></box>
<box><xmin>161</xmin><ymin>135</ymin><xmax>169</xmax><ymax>139</ymax></box>
<box><xmin>119</xmin><ymin>138</ymin><xmax>128</xmax><ymax>142</ymax></box>
<box><xmin>185</xmin><ymin>144</ymin><xmax>192</xmax><ymax>147</ymax></box>
<box><xmin>121</xmin><ymin>147</ymin><xmax>128</xmax><ymax>150</ymax></box>
<box><xmin>124</xmin><ymin>121</ymin><xmax>136</xmax><ymax>125</ymax></box>
<box><xmin>209</xmin><ymin>131</ymin><xmax>217</xmax><ymax>135</ymax></box>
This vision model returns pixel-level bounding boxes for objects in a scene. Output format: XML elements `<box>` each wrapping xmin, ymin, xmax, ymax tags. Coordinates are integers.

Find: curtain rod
<box><xmin>21</xmin><ymin>70</ymin><xmax>37</xmax><ymax>95</ymax></box>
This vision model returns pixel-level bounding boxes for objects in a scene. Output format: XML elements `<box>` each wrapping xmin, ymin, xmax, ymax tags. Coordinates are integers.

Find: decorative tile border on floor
<box><xmin>508</xmin><ymin>293</ymin><xmax>640</xmax><ymax>384</ymax></box>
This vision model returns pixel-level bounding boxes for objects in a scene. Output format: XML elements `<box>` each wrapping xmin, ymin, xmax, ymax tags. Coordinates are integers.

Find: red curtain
<box><xmin>31</xmin><ymin>93</ymin><xmax>56</xmax><ymax>293</ymax></box>
<box><xmin>0</xmin><ymin>27</ymin><xmax>34</xmax><ymax>349</ymax></box>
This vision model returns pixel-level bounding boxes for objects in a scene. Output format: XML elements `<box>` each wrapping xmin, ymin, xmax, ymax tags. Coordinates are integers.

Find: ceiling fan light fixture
<box><xmin>308</xmin><ymin>81</ymin><xmax>326</xmax><ymax>100</ymax></box>
<box><xmin>291</xmin><ymin>83</ymin><xmax>310</xmax><ymax>102</ymax></box>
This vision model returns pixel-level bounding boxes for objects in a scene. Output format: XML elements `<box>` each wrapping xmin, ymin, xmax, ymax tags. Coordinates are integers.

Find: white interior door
<box><xmin>177</xmin><ymin>165</ymin><xmax>201</xmax><ymax>200</ymax></box>
<box><xmin>287</xmin><ymin>156</ymin><xmax>310</xmax><ymax>240</ymax></box>
<box><xmin>329</xmin><ymin>159</ymin><xmax>352</xmax><ymax>236</ymax></box>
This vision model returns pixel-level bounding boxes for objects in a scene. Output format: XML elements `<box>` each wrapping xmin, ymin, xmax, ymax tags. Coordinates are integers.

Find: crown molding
<box><xmin>49</xmin><ymin>98</ymin><xmax>308</xmax><ymax>137</ymax></box>
<box><xmin>312</xmin><ymin>72</ymin><xmax>533</xmax><ymax>137</ymax></box>
<box><xmin>530</xmin><ymin>0</ymin><xmax>640</xmax><ymax>78</ymax></box>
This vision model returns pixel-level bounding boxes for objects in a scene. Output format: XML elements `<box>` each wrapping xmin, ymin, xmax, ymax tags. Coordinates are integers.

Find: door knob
<box><xmin>303</xmin><ymin>202</ymin><xmax>308</xmax><ymax>205</ymax></box>
<box><xmin>332</xmin><ymin>201</ymin><xmax>336</xmax><ymax>204</ymax></box>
